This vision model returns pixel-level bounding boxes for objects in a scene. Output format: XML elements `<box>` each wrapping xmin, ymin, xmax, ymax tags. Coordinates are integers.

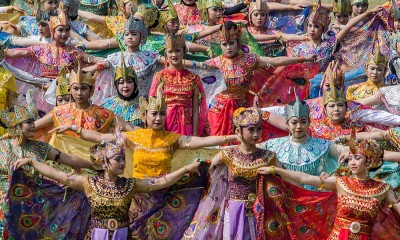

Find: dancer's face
<box><xmin>366</xmin><ymin>63</ymin><xmax>385</xmax><ymax>84</ymax></box>
<box><xmin>348</xmin><ymin>153</ymin><xmax>368</xmax><ymax>175</ymax></box>
<box><xmin>307</xmin><ymin>22</ymin><xmax>324</xmax><ymax>40</ymax></box>
<box><xmin>107</xmin><ymin>153</ymin><xmax>126</xmax><ymax>175</ymax></box>
<box><xmin>221</xmin><ymin>38</ymin><xmax>239</xmax><ymax>58</ymax></box>
<box><xmin>117</xmin><ymin>77</ymin><xmax>136</xmax><ymax>98</ymax></box>
<box><xmin>166</xmin><ymin>18</ymin><xmax>180</xmax><ymax>33</ymax></box>
<box><xmin>71</xmin><ymin>83</ymin><xmax>92</xmax><ymax>104</ymax></box>
<box><xmin>250</xmin><ymin>10</ymin><xmax>267</xmax><ymax>28</ymax></box>
<box><xmin>43</xmin><ymin>0</ymin><xmax>58</xmax><ymax>11</ymax></box>
<box><xmin>20</xmin><ymin>119</ymin><xmax>35</xmax><ymax>139</ymax></box>
<box><xmin>152</xmin><ymin>0</ymin><xmax>164</xmax><ymax>8</ymax></box>
<box><xmin>334</xmin><ymin>12</ymin><xmax>350</xmax><ymax>25</ymax></box>
<box><xmin>53</xmin><ymin>25</ymin><xmax>70</xmax><ymax>44</ymax></box>
<box><xmin>146</xmin><ymin>110</ymin><xmax>166</xmax><ymax>130</ymax></box>
<box><xmin>322</xmin><ymin>81</ymin><xmax>342</xmax><ymax>93</ymax></box>
<box><xmin>124</xmin><ymin>30</ymin><xmax>141</xmax><ymax>48</ymax></box>
<box><xmin>56</xmin><ymin>94</ymin><xmax>71</xmax><ymax>106</ymax></box>
<box><xmin>395</xmin><ymin>19</ymin><xmax>400</xmax><ymax>31</ymax></box>
<box><xmin>166</xmin><ymin>47</ymin><xmax>184</xmax><ymax>67</ymax></box>
<box><xmin>38</xmin><ymin>22</ymin><xmax>51</xmax><ymax>38</ymax></box>
<box><xmin>207</xmin><ymin>7</ymin><xmax>222</xmax><ymax>24</ymax></box>
<box><xmin>325</xmin><ymin>100</ymin><xmax>347</xmax><ymax>123</ymax></box>
<box><xmin>237</xmin><ymin>123</ymin><xmax>262</xmax><ymax>145</ymax></box>
<box><xmin>124</xmin><ymin>1</ymin><xmax>134</xmax><ymax>16</ymax></box>
<box><xmin>183</xmin><ymin>0</ymin><xmax>196</xmax><ymax>6</ymax></box>
<box><xmin>287</xmin><ymin>116</ymin><xmax>309</xmax><ymax>139</ymax></box>
<box><xmin>352</xmin><ymin>2</ymin><xmax>368</xmax><ymax>16</ymax></box>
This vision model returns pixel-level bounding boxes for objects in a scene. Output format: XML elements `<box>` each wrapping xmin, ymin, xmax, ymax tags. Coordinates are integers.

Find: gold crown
<box><xmin>367</xmin><ymin>33</ymin><xmax>388</xmax><ymax>68</ymax></box>
<box><xmin>249</xmin><ymin>0</ymin><xmax>268</xmax><ymax>16</ymax></box>
<box><xmin>308</xmin><ymin>0</ymin><xmax>330</xmax><ymax>28</ymax></box>
<box><xmin>56</xmin><ymin>67</ymin><xmax>71</xmax><ymax>96</ymax></box>
<box><xmin>70</xmin><ymin>61</ymin><xmax>96</xmax><ymax>86</ymax></box>
<box><xmin>349</xmin><ymin>128</ymin><xmax>383</xmax><ymax>169</ymax></box>
<box><xmin>114</xmin><ymin>52</ymin><xmax>138</xmax><ymax>82</ymax></box>
<box><xmin>0</xmin><ymin>90</ymin><xmax>38</xmax><ymax>135</ymax></box>
<box><xmin>165</xmin><ymin>30</ymin><xmax>186</xmax><ymax>49</ymax></box>
<box><xmin>333</xmin><ymin>0</ymin><xmax>351</xmax><ymax>14</ymax></box>
<box><xmin>219</xmin><ymin>22</ymin><xmax>242</xmax><ymax>42</ymax></box>
<box><xmin>322</xmin><ymin>80</ymin><xmax>347</xmax><ymax>105</ymax></box>
<box><xmin>155</xmin><ymin>0</ymin><xmax>178</xmax><ymax>31</ymax></box>
<box><xmin>233</xmin><ymin>107</ymin><xmax>262</xmax><ymax>129</ymax></box>
<box><xmin>139</xmin><ymin>83</ymin><xmax>166</xmax><ymax>112</ymax></box>
<box><xmin>49</xmin><ymin>6</ymin><xmax>68</xmax><ymax>30</ymax></box>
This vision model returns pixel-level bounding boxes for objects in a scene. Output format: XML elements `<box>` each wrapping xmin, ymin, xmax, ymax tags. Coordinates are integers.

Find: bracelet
<box><xmin>83</xmin><ymin>43</ymin><xmax>87</xmax><ymax>50</ymax></box>
<box><xmin>147</xmin><ymin>183</ymin><xmax>153</xmax><ymax>194</ymax></box>
<box><xmin>299</xmin><ymin>57</ymin><xmax>306</xmax><ymax>63</ymax></box>
<box><xmin>200</xmin><ymin>62</ymin><xmax>207</xmax><ymax>69</ymax></box>
<box><xmin>318</xmin><ymin>181</ymin><xmax>325</xmax><ymax>191</ymax></box>
<box><xmin>54</xmin><ymin>149</ymin><xmax>62</xmax><ymax>162</ymax></box>
<box><xmin>288</xmin><ymin>4</ymin><xmax>292</xmax><ymax>11</ymax></box>
<box><xmin>7</xmin><ymin>6</ymin><xmax>13</xmax><ymax>13</ymax></box>
<box><xmin>71</xmin><ymin>124</ymin><xmax>77</xmax><ymax>132</ymax></box>
<box><xmin>77</xmin><ymin>127</ymin><xmax>83</xmax><ymax>135</ymax></box>
<box><xmin>262</xmin><ymin>111</ymin><xmax>271</xmax><ymax>121</ymax></box>
<box><xmin>106</xmin><ymin>39</ymin><xmax>111</xmax><ymax>49</ymax></box>
<box><xmin>87</xmin><ymin>56</ymin><xmax>91</xmax><ymax>64</ymax></box>
<box><xmin>28</xmin><ymin>158</ymin><xmax>32</xmax><ymax>165</ymax></box>
<box><xmin>97</xmin><ymin>62</ymin><xmax>105</xmax><ymax>71</ymax></box>
<box><xmin>192</xmin><ymin>61</ymin><xmax>196</xmax><ymax>69</ymax></box>
<box><xmin>184</xmin><ymin>165</ymin><xmax>188</xmax><ymax>173</ymax></box>
<box><xmin>223</xmin><ymin>135</ymin><xmax>227</xmax><ymax>143</ymax></box>
<box><xmin>270</xmin><ymin>166</ymin><xmax>275</xmax><ymax>175</ymax></box>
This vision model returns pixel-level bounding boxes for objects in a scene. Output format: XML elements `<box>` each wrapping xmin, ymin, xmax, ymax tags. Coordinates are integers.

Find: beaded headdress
<box><xmin>249</xmin><ymin>0</ymin><xmax>268</xmax><ymax>16</ymax></box>
<box><xmin>333</xmin><ymin>0</ymin><xmax>351</xmax><ymax>14</ymax></box>
<box><xmin>321</xmin><ymin>61</ymin><xmax>345</xmax><ymax>92</ymax></box>
<box><xmin>165</xmin><ymin>30</ymin><xmax>186</xmax><ymax>49</ymax></box>
<box><xmin>36</xmin><ymin>9</ymin><xmax>55</xmax><ymax>23</ymax></box>
<box><xmin>351</xmin><ymin>0</ymin><xmax>368</xmax><ymax>5</ymax></box>
<box><xmin>322</xmin><ymin>81</ymin><xmax>347</xmax><ymax>105</ymax></box>
<box><xmin>284</xmin><ymin>91</ymin><xmax>310</xmax><ymax>121</ymax></box>
<box><xmin>124</xmin><ymin>16</ymin><xmax>148</xmax><ymax>45</ymax></box>
<box><xmin>349</xmin><ymin>128</ymin><xmax>383</xmax><ymax>169</ymax></box>
<box><xmin>392</xmin><ymin>0</ymin><xmax>400</xmax><ymax>20</ymax></box>
<box><xmin>308</xmin><ymin>0</ymin><xmax>330</xmax><ymax>28</ymax></box>
<box><xmin>0</xmin><ymin>90</ymin><xmax>38</xmax><ymax>136</ymax></box>
<box><xmin>139</xmin><ymin>83</ymin><xmax>167</xmax><ymax>112</ymax></box>
<box><xmin>90</xmin><ymin>126</ymin><xmax>126</xmax><ymax>170</ymax></box>
<box><xmin>114</xmin><ymin>52</ymin><xmax>138</xmax><ymax>82</ymax></box>
<box><xmin>219</xmin><ymin>21</ymin><xmax>242</xmax><ymax>42</ymax></box>
<box><xmin>61</xmin><ymin>0</ymin><xmax>80</xmax><ymax>18</ymax></box>
<box><xmin>233</xmin><ymin>107</ymin><xmax>262</xmax><ymax>129</ymax></box>
<box><xmin>135</xmin><ymin>4</ymin><xmax>159</xmax><ymax>28</ymax></box>
<box><xmin>49</xmin><ymin>8</ymin><xmax>68</xmax><ymax>30</ymax></box>
<box><xmin>69</xmin><ymin>60</ymin><xmax>96</xmax><ymax>86</ymax></box>
<box><xmin>156</xmin><ymin>0</ymin><xmax>178</xmax><ymax>31</ymax></box>
<box><xmin>198</xmin><ymin>0</ymin><xmax>222</xmax><ymax>21</ymax></box>
<box><xmin>56</xmin><ymin>67</ymin><xmax>71</xmax><ymax>96</ymax></box>
<box><xmin>367</xmin><ymin>33</ymin><xmax>388</xmax><ymax>68</ymax></box>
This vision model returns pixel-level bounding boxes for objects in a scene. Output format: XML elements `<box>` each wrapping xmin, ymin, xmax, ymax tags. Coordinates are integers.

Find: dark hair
<box><xmin>149</xmin><ymin>11</ymin><xmax>160</xmax><ymax>29</ymax></box>
<box><xmin>114</xmin><ymin>77</ymin><xmax>139</xmax><ymax>101</ymax></box>
<box><xmin>219</xmin><ymin>21</ymin><xmax>238</xmax><ymax>31</ymax></box>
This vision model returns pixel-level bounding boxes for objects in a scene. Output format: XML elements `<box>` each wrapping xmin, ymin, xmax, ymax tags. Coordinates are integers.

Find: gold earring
<box><xmin>18</xmin><ymin>134</ymin><xmax>23</xmax><ymax>145</ymax></box>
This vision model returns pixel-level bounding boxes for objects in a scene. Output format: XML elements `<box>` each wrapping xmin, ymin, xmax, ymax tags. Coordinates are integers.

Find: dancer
<box><xmin>149</xmin><ymin>31</ymin><xmax>206</xmax><ymax>136</ymax></box>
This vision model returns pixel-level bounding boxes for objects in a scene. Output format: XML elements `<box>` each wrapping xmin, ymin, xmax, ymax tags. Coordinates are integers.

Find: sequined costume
<box><xmin>101</xmin><ymin>96</ymin><xmax>143</xmax><ymax>127</ymax></box>
<box><xmin>310</xmin><ymin>117</ymin><xmax>366</xmax><ymax>140</ymax></box>
<box><xmin>104</xmin><ymin>15</ymin><xmax>127</xmax><ymax>37</ymax></box>
<box><xmin>183</xmin><ymin>147</ymin><xmax>276</xmax><ymax>239</ymax></box>
<box><xmin>0</xmin><ymin>139</ymin><xmax>50</xmax><ymax>234</ymax></box>
<box><xmin>346</xmin><ymin>79</ymin><xmax>385</xmax><ymax>101</ymax></box>
<box><xmin>264</xmin><ymin>136</ymin><xmax>338</xmax><ymax>189</ymax></box>
<box><xmin>79</xmin><ymin>0</ymin><xmax>120</xmax><ymax>16</ymax></box>
<box><xmin>83</xmin><ymin>175</ymin><xmax>136</xmax><ymax>239</ymax></box>
<box><xmin>124</xmin><ymin>129</ymin><xmax>181</xmax><ymax>179</ymax></box>
<box><xmin>52</xmin><ymin>103</ymin><xmax>115</xmax><ymax>136</ymax></box>
<box><xmin>206</xmin><ymin>53</ymin><xmax>258</xmax><ymax>136</ymax></box>
<box><xmin>174</xmin><ymin>3</ymin><xmax>201</xmax><ymax>27</ymax></box>
<box><xmin>149</xmin><ymin>68</ymin><xmax>207</xmax><ymax>136</ymax></box>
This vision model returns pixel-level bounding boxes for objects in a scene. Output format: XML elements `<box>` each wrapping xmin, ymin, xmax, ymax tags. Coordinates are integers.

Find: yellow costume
<box><xmin>0</xmin><ymin>67</ymin><xmax>17</xmax><ymax>136</ymax></box>
<box><xmin>346</xmin><ymin>79</ymin><xmax>384</xmax><ymax>101</ymax></box>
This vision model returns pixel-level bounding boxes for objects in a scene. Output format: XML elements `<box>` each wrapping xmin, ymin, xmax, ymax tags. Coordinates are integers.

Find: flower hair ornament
<box><xmin>89</xmin><ymin>125</ymin><xmax>126</xmax><ymax>170</ymax></box>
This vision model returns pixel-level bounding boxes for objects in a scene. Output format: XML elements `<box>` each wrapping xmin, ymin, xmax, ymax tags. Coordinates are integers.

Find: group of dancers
<box><xmin>0</xmin><ymin>0</ymin><xmax>399</xmax><ymax>239</ymax></box>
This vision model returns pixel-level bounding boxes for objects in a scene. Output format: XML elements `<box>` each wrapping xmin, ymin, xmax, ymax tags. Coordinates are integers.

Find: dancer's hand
<box><xmin>49</xmin><ymin>124</ymin><xmax>72</xmax><ymax>134</ymax></box>
<box><xmin>13</xmin><ymin>158</ymin><xmax>32</xmax><ymax>170</ymax></box>
<box><xmin>369</xmin><ymin>6</ymin><xmax>384</xmax><ymax>14</ymax></box>
<box><xmin>338</xmin><ymin>153</ymin><xmax>350</xmax><ymax>165</ymax></box>
<box><xmin>290</xmin><ymin>4</ymin><xmax>307</xmax><ymax>10</ymax></box>
<box><xmin>257</xmin><ymin>166</ymin><xmax>272</xmax><ymax>175</ymax></box>
<box><xmin>305</xmin><ymin>54</ymin><xmax>317</xmax><ymax>63</ymax></box>
<box><xmin>186</xmin><ymin>158</ymin><xmax>202</xmax><ymax>175</ymax></box>
<box><xmin>11</xmin><ymin>6</ymin><xmax>25</xmax><ymax>14</ymax></box>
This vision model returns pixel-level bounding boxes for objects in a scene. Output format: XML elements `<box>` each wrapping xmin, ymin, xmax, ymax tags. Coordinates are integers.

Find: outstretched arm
<box><xmin>13</xmin><ymin>158</ymin><xmax>85</xmax><ymax>192</ymax></box>
<box><xmin>76</xmin><ymin>38</ymin><xmax>119</xmax><ymax>51</ymax></box>
<box><xmin>47</xmin><ymin>147</ymin><xmax>94</xmax><ymax>169</ymax></box>
<box><xmin>78</xmin><ymin>10</ymin><xmax>106</xmax><ymax>24</ymax></box>
<box><xmin>34</xmin><ymin>113</ymin><xmax>54</xmax><ymax>131</ymax></box>
<box><xmin>4</xmin><ymin>48</ymin><xmax>33</xmax><ymax>58</ymax></box>
<box><xmin>257</xmin><ymin>55</ymin><xmax>316</xmax><ymax>68</ymax></box>
<box><xmin>49</xmin><ymin>125</ymin><xmax>114</xmax><ymax>142</ymax></box>
<box><xmin>257</xmin><ymin>166</ymin><xmax>337</xmax><ymax>191</ymax></box>
<box><xmin>177</xmin><ymin>135</ymin><xmax>239</xmax><ymax>149</ymax></box>
<box><xmin>134</xmin><ymin>159</ymin><xmax>202</xmax><ymax>192</ymax></box>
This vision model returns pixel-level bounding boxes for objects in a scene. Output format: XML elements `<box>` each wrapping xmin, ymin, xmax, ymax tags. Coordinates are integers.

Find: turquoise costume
<box><xmin>101</xmin><ymin>96</ymin><xmax>143</xmax><ymax>127</ymax></box>
<box><xmin>264</xmin><ymin>136</ymin><xmax>338</xmax><ymax>190</ymax></box>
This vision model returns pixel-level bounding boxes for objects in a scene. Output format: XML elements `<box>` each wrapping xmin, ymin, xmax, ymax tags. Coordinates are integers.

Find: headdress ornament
<box><xmin>233</xmin><ymin>107</ymin><xmax>262</xmax><ymax>129</ymax></box>
<box><xmin>69</xmin><ymin>60</ymin><xmax>97</xmax><ymax>86</ymax></box>
<box><xmin>349</xmin><ymin>128</ymin><xmax>383</xmax><ymax>169</ymax></box>
<box><xmin>125</xmin><ymin>16</ymin><xmax>148</xmax><ymax>45</ymax></box>
<box><xmin>249</xmin><ymin>0</ymin><xmax>268</xmax><ymax>17</ymax></box>
<box><xmin>392</xmin><ymin>0</ymin><xmax>400</xmax><ymax>20</ymax></box>
<box><xmin>351</xmin><ymin>0</ymin><xmax>368</xmax><ymax>5</ymax></box>
<box><xmin>61</xmin><ymin>0</ymin><xmax>80</xmax><ymax>18</ymax></box>
<box><xmin>0</xmin><ymin>67</ymin><xmax>17</xmax><ymax>93</ymax></box>
<box><xmin>219</xmin><ymin>21</ymin><xmax>242</xmax><ymax>42</ymax></box>
<box><xmin>90</xmin><ymin>126</ymin><xmax>126</xmax><ymax>170</ymax></box>
<box><xmin>165</xmin><ymin>29</ymin><xmax>186</xmax><ymax>49</ymax></box>
<box><xmin>156</xmin><ymin>0</ymin><xmax>178</xmax><ymax>31</ymax></box>
<box><xmin>49</xmin><ymin>7</ymin><xmax>68</xmax><ymax>30</ymax></box>
<box><xmin>114</xmin><ymin>52</ymin><xmax>138</xmax><ymax>83</ymax></box>
<box><xmin>367</xmin><ymin>33</ymin><xmax>388</xmax><ymax>68</ymax></box>
<box><xmin>135</xmin><ymin>4</ymin><xmax>159</xmax><ymax>28</ymax></box>
<box><xmin>284</xmin><ymin>90</ymin><xmax>310</xmax><ymax>121</ymax></box>
<box><xmin>56</xmin><ymin>67</ymin><xmax>71</xmax><ymax>96</ymax></box>
<box><xmin>308</xmin><ymin>0</ymin><xmax>330</xmax><ymax>28</ymax></box>
<box><xmin>322</xmin><ymin>81</ymin><xmax>347</xmax><ymax>105</ymax></box>
<box><xmin>333</xmin><ymin>0</ymin><xmax>351</xmax><ymax>14</ymax></box>
<box><xmin>138</xmin><ymin>82</ymin><xmax>167</xmax><ymax>112</ymax></box>
<box><xmin>321</xmin><ymin>61</ymin><xmax>345</xmax><ymax>92</ymax></box>
<box><xmin>0</xmin><ymin>89</ymin><xmax>38</xmax><ymax>136</ymax></box>
<box><xmin>36</xmin><ymin>9</ymin><xmax>55</xmax><ymax>23</ymax></box>
<box><xmin>198</xmin><ymin>0</ymin><xmax>222</xmax><ymax>22</ymax></box>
